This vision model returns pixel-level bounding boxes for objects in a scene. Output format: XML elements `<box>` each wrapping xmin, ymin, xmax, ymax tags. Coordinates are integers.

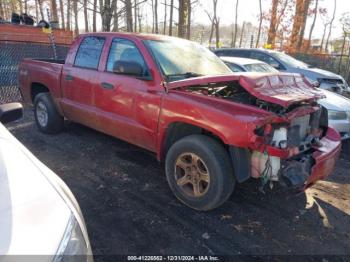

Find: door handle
<box><xmin>65</xmin><ymin>75</ymin><xmax>74</xmax><ymax>81</ymax></box>
<box><xmin>100</xmin><ymin>82</ymin><xmax>114</xmax><ymax>90</ymax></box>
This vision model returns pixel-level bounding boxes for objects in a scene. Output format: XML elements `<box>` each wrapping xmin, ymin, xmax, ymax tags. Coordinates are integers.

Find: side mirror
<box><xmin>113</xmin><ymin>61</ymin><xmax>144</xmax><ymax>77</ymax></box>
<box><xmin>0</xmin><ymin>103</ymin><xmax>23</xmax><ymax>124</ymax></box>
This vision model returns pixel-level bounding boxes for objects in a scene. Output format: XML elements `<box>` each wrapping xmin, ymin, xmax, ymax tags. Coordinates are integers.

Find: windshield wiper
<box><xmin>165</xmin><ymin>72</ymin><xmax>203</xmax><ymax>81</ymax></box>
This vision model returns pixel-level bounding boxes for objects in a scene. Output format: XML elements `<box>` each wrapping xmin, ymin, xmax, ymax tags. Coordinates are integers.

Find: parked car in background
<box><xmin>19</xmin><ymin>33</ymin><xmax>341</xmax><ymax>211</ymax></box>
<box><xmin>220</xmin><ymin>57</ymin><xmax>279</xmax><ymax>73</ymax></box>
<box><xmin>214</xmin><ymin>48</ymin><xmax>350</xmax><ymax>95</ymax></box>
<box><xmin>0</xmin><ymin>103</ymin><xmax>93</xmax><ymax>261</ymax></box>
<box><xmin>220</xmin><ymin>57</ymin><xmax>350</xmax><ymax>141</ymax></box>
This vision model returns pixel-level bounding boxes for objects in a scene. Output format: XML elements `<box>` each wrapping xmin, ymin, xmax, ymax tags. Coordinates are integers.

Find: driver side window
<box><xmin>106</xmin><ymin>38</ymin><xmax>147</xmax><ymax>75</ymax></box>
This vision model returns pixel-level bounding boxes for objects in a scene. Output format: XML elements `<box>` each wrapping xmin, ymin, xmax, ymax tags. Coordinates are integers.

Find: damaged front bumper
<box><xmin>249</xmin><ymin>127</ymin><xmax>341</xmax><ymax>190</ymax></box>
<box><xmin>304</xmin><ymin>127</ymin><xmax>342</xmax><ymax>188</ymax></box>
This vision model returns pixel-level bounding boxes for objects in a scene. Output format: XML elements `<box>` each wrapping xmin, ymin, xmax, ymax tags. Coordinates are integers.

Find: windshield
<box><xmin>272</xmin><ymin>52</ymin><xmax>309</xmax><ymax>68</ymax></box>
<box><xmin>145</xmin><ymin>39</ymin><xmax>231</xmax><ymax>81</ymax></box>
<box><xmin>244</xmin><ymin>63</ymin><xmax>278</xmax><ymax>73</ymax></box>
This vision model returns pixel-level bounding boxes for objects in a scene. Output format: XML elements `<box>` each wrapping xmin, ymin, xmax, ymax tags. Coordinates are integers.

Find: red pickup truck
<box><xmin>19</xmin><ymin>32</ymin><xmax>341</xmax><ymax>211</ymax></box>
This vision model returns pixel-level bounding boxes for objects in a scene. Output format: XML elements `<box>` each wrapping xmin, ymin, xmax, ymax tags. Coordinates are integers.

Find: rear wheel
<box><xmin>34</xmin><ymin>93</ymin><xmax>64</xmax><ymax>134</ymax></box>
<box><xmin>165</xmin><ymin>135</ymin><xmax>235</xmax><ymax>211</ymax></box>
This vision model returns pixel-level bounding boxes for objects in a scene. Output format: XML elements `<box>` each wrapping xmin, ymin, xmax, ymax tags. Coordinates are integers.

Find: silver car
<box><xmin>221</xmin><ymin>56</ymin><xmax>350</xmax><ymax>140</ymax></box>
<box><xmin>0</xmin><ymin>103</ymin><xmax>93</xmax><ymax>261</ymax></box>
<box><xmin>215</xmin><ymin>48</ymin><xmax>350</xmax><ymax>95</ymax></box>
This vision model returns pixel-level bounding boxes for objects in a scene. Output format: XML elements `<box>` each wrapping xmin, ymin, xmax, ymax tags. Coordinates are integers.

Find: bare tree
<box><xmin>50</xmin><ymin>0</ymin><xmax>59</xmax><ymax>21</ymax></box>
<box><xmin>267</xmin><ymin>0</ymin><xmax>278</xmax><ymax>48</ymax></box>
<box><xmin>256</xmin><ymin>0</ymin><xmax>262</xmax><ymax>48</ymax></box>
<box><xmin>325</xmin><ymin>0</ymin><xmax>336</xmax><ymax>53</ymax></box>
<box><xmin>93</xmin><ymin>0</ymin><xmax>97</xmax><ymax>31</ymax></box>
<box><xmin>168</xmin><ymin>0</ymin><xmax>174</xmax><ymax>35</ymax></box>
<box><xmin>178</xmin><ymin>0</ymin><xmax>189</xmax><ymax>38</ymax></box>
<box><xmin>239</xmin><ymin>21</ymin><xmax>245</xmax><ymax>47</ymax></box>
<box><xmin>99</xmin><ymin>0</ymin><xmax>117</xmax><ymax>31</ymax></box>
<box><xmin>290</xmin><ymin>0</ymin><xmax>304</xmax><ymax>50</ymax></box>
<box><xmin>206</xmin><ymin>0</ymin><xmax>220</xmax><ymax>47</ymax></box>
<box><xmin>307</xmin><ymin>0</ymin><xmax>319</xmax><ymax>51</ymax></box>
<box><xmin>232</xmin><ymin>0</ymin><xmax>239</xmax><ymax>47</ymax></box>
<box><xmin>134</xmin><ymin>0</ymin><xmax>138</xmax><ymax>32</ymax></box>
<box><xmin>83</xmin><ymin>0</ymin><xmax>89</xmax><ymax>32</ymax></box>
<box><xmin>154</xmin><ymin>0</ymin><xmax>158</xmax><ymax>33</ymax></box>
<box><xmin>73</xmin><ymin>0</ymin><xmax>79</xmax><ymax>35</ymax></box>
<box><xmin>163</xmin><ymin>0</ymin><xmax>167</xmax><ymax>34</ymax></box>
<box><xmin>59</xmin><ymin>0</ymin><xmax>65</xmax><ymax>29</ymax></box>
<box><xmin>125</xmin><ymin>0</ymin><xmax>133</xmax><ymax>32</ymax></box>
<box><xmin>296</xmin><ymin>0</ymin><xmax>311</xmax><ymax>50</ymax></box>
<box><xmin>66</xmin><ymin>0</ymin><xmax>71</xmax><ymax>30</ymax></box>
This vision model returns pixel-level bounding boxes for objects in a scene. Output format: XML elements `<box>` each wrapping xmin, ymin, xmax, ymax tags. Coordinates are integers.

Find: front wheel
<box><xmin>34</xmin><ymin>93</ymin><xmax>64</xmax><ymax>134</ymax></box>
<box><xmin>165</xmin><ymin>135</ymin><xmax>235</xmax><ymax>211</ymax></box>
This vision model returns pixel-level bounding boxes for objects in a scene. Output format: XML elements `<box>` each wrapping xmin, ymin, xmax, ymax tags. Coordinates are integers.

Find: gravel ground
<box><xmin>6</xmin><ymin>108</ymin><xmax>350</xmax><ymax>259</ymax></box>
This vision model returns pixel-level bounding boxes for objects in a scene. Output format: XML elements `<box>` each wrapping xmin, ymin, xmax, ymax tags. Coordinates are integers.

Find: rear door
<box><xmin>94</xmin><ymin>37</ymin><xmax>162</xmax><ymax>152</ymax></box>
<box><xmin>61</xmin><ymin>36</ymin><xmax>105</xmax><ymax>129</ymax></box>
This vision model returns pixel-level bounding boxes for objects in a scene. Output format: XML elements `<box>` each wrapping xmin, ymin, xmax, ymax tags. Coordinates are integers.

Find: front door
<box><xmin>95</xmin><ymin>38</ymin><xmax>162</xmax><ymax>152</ymax></box>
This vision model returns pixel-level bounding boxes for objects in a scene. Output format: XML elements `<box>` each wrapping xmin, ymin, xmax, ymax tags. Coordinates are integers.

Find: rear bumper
<box><xmin>306</xmin><ymin>127</ymin><xmax>342</xmax><ymax>186</ymax></box>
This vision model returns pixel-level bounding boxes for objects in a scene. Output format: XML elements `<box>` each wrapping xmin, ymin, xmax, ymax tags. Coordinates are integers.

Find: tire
<box><xmin>34</xmin><ymin>93</ymin><xmax>64</xmax><ymax>134</ymax></box>
<box><xmin>165</xmin><ymin>134</ymin><xmax>235</xmax><ymax>211</ymax></box>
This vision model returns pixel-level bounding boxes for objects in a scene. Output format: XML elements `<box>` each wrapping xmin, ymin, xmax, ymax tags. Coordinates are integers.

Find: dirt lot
<box><xmin>6</xmin><ymin>108</ymin><xmax>350</xmax><ymax>258</ymax></box>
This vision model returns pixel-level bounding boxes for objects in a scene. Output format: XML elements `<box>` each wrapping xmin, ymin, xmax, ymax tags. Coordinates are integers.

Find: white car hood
<box><xmin>318</xmin><ymin>90</ymin><xmax>350</xmax><ymax>111</ymax></box>
<box><xmin>0</xmin><ymin>124</ymin><xmax>71</xmax><ymax>257</ymax></box>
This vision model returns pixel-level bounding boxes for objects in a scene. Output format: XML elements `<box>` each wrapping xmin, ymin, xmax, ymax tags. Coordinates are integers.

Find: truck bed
<box><xmin>19</xmin><ymin>58</ymin><xmax>64</xmax><ymax>103</ymax></box>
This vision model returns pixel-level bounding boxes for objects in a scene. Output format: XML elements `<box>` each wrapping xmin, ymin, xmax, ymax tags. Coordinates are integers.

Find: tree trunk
<box><xmin>255</xmin><ymin>0</ymin><xmax>262</xmax><ymax>48</ymax></box>
<box><xmin>73</xmin><ymin>0</ymin><xmax>79</xmax><ymax>35</ymax></box>
<box><xmin>239</xmin><ymin>21</ymin><xmax>245</xmax><ymax>48</ymax></box>
<box><xmin>154</xmin><ymin>0</ymin><xmax>158</xmax><ymax>33</ymax></box>
<box><xmin>338</xmin><ymin>31</ymin><xmax>346</xmax><ymax>74</ymax></box>
<box><xmin>113</xmin><ymin>1</ymin><xmax>119</xmax><ymax>31</ymax></box>
<box><xmin>208</xmin><ymin>19</ymin><xmax>214</xmax><ymax>46</ymax></box>
<box><xmin>178</xmin><ymin>0</ymin><xmax>189</xmax><ymax>38</ymax></box>
<box><xmin>163</xmin><ymin>0</ymin><xmax>167</xmax><ymax>34</ymax></box>
<box><xmin>289</xmin><ymin>0</ymin><xmax>304</xmax><ymax>51</ymax></box>
<box><xmin>168</xmin><ymin>0</ymin><xmax>174</xmax><ymax>35</ymax></box>
<box><xmin>50</xmin><ymin>0</ymin><xmax>59</xmax><ymax>22</ymax></box>
<box><xmin>296</xmin><ymin>0</ymin><xmax>311</xmax><ymax>50</ymax></box>
<box><xmin>66</xmin><ymin>0</ymin><xmax>71</xmax><ymax>30</ymax></box>
<box><xmin>138</xmin><ymin>4</ymin><xmax>142</xmax><ymax>32</ymax></box>
<box><xmin>34</xmin><ymin>0</ymin><xmax>39</xmax><ymax>22</ymax></box>
<box><xmin>232</xmin><ymin>0</ymin><xmax>239</xmax><ymax>47</ymax></box>
<box><xmin>307</xmin><ymin>0</ymin><xmax>318</xmax><ymax>52</ymax></box>
<box><xmin>186</xmin><ymin>1</ymin><xmax>191</xmax><ymax>39</ymax></box>
<box><xmin>134</xmin><ymin>0</ymin><xmax>138</xmax><ymax>32</ymax></box>
<box><xmin>267</xmin><ymin>0</ymin><xmax>278</xmax><ymax>47</ymax></box>
<box><xmin>24</xmin><ymin>0</ymin><xmax>28</xmax><ymax>13</ymax></box>
<box><xmin>93</xmin><ymin>0</ymin><xmax>97</xmax><ymax>32</ymax></box>
<box><xmin>59</xmin><ymin>0</ymin><xmax>65</xmax><ymax>29</ymax></box>
<box><xmin>125</xmin><ymin>0</ymin><xmax>133</xmax><ymax>32</ymax></box>
<box><xmin>19</xmin><ymin>0</ymin><xmax>23</xmax><ymax>14</ymax></box>
<box><xmin>320</xmin><ymin>23</ymin><xmax>328</xmax><ymax>53</ymax></box>
<box><xmin>84</xmin><ymin>0</ymin><xmax>89</xmax><ymax>32</ymax></box>
<box><xmin>325</xmin><ymin>0</ymin><xmax>336</xmax><ymax>53</ymax></box>
<box><xmin>0</xmin><ymin>0</ymin><xmax>5</xmax><ymax>19</ymax></box>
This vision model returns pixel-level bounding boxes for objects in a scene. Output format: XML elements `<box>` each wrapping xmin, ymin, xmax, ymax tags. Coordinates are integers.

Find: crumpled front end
<box><xmin>250</xmin><ymin>106</ymin><xmax>342</xmax><ymax>190</ymax></box>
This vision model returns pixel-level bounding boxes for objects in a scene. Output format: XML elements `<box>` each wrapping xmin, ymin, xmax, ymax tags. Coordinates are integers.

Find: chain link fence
<box><xmin>0</xmin><ymin>42</ymin><xmax>69</xmax><ymax>104</ymax></box>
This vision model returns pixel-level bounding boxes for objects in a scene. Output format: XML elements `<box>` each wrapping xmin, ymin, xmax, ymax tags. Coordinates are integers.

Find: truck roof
<box><xmin>78</xmin><ymin>32</ymin><xmax>175</xmax><ymax>41</ymax></box>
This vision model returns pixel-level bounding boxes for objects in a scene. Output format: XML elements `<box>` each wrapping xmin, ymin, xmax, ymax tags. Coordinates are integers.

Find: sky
<box><xmin>192</xmin><ymin>0</ymin><xmax>350</xmax><ymax>40</ymax></box>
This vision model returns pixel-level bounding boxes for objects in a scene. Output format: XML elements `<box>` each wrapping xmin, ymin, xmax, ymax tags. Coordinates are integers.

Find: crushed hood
<box><xmin>167</xmin><ymin>73</ymin><xmax>325</xmax><ymax>108</ymax></box>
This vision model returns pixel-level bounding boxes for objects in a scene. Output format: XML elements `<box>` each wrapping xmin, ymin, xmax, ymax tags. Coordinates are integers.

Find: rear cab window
<box><xmin>74</xmin><ymin>36</ymin><xmax>105</xmax><ymax>70</ymax></box>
